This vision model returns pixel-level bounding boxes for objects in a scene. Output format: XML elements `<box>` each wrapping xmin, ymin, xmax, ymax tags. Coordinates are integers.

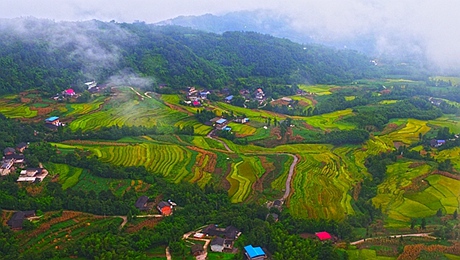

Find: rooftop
<box><xmin>315</xmin><ymin>231</ymin><xmax>332</xmax><ymax>241</ymax></box>
<box><xmin>216</xmin><ymin>119</ymin><xmax>227</xmax><ymax>124</ymax></box>
<box><xmin>244</xmin><ymin>245</ymin><xmax>266</xmax><ymax>258</ymax></box>
<box><xmin>45</xmin><ymin>116</ymin><xmax>59</xmax><ymax>121</ymax></box>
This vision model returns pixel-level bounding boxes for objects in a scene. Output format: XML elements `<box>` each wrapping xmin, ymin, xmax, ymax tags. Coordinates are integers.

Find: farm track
<box><xmin>350</xmin><ymin>232</ymin><xmax>435</xmax><ymax>245</ymax></box>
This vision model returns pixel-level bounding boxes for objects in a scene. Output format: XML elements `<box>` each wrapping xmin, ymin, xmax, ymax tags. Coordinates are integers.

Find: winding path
<box><xmin>282</xmin><ymin>154</ymin><xmax>299</xmax><ymax>202</ymax></box>
<box><xmin>207</xmin><ymin>130</ymin><xmax>233</xmax><ymax>153</ymax></box>
<box><xmin>350</xmin><ymin>232</ymin><xmax>435</xmax><ymax>245</ymax></box>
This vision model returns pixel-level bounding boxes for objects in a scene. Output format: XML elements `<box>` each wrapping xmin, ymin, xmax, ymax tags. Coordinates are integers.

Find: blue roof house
<box><xmin>225</xmin><ymin>95</ymin><xmax>234</xmax><ymax>102</ymax></box>
<box><xmin>244</xmin><ymin>245</ymin><xmax>266</xmax><ymax>260</ymax></box>
<box><xmin>216</xmin><ymin>119</ymin><xmax>227</xmax><ymax>125</ymax></box>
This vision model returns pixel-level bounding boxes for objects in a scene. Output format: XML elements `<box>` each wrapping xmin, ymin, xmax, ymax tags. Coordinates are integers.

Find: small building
<box><xmin>85</xmin><ymin>81</ymin><xmax>97</xmax><ymax>90</ymax></box>
<box><xmin>192</xmin><ymin>100</ymin><xmax>201</xmax><ymax>107</ymax></box>
<box><xmin>430</xmin><ymin>139</ymin><xmax>447</xmax><ymax>148</ymax></box>
<box><xmin>215</xmin><ymin>118</ymin><xmax>228</xmax><ymax>130</ymax></box>
<box><xmin>3</xmin><ymin>147</ymin><xmax>15</xmax><ymax>156</ymax></box>
<box><xmin>234</xmin><ymin>118</ymin><xmax>249</xmax><ymax>124</ymax></box>
<box><xmin>244</xmin><ymin>245</ymin><xmax>266</xmax><ymax>260</ymax></box>
<box><xmin>135</xmin><ymin>196</ymin><xmax>149</xmax><ymax>211</ymax></box>
<box><xmin>45</xmin><ymin>116</ymin><xmax>60</xmax><ymax>126</ymax></box>
<box><xmin>225</xmin><ymin>95</ymin><xmax>234</xmax><ymax>103</ymax></box>
<box><xmin>210</xmin><ymin>237</ymin><xmax>225</xmax><ymax>252</ymax></box>
<box><xmin>17</xmin><ymin>168</ymin><xmax>48</xmax><ymax>182</ymax></box>
<box><xmin>5</xmin><ymin>154</ymin><xmax>25</xmax><ymax>164</ymax></box>
<box><xmin>191</xmin><ymin>244</ymin><xmax>204</xmax><ymax>256</ymax></box>
<box><xmin>273</xmin><ymin>200</ymin><xmax>282</xmax><ymax>209</ymax></box>
<box><xmin>64</xmin><ymin>88</ymin><xmax>76</xmax><ymax>97</ymax></box>
<box><xmin>0</xmin><ymin>159</ymin><xmax>14</xmax><ymax>176</ymax></box>
<box><xmin>200</xmin><ymin>91</ymin><xmax>210</xmax><ymax>99</ymax></box>
<box><xmin>157</xmin><ymin>201</ymin><xmax>172</xmax><ymax>216</ymax></box>
<box><xmin>7</xmin><ymin>211</ymin><xmax>35</xmax><ymax>230</ymax></box>
<box><xmin>193</xmin><ymin>232</ymin><xmax>205</xmax><ymax>239</ymax></box>
<box><xmin>315</xmin><ymin>231</ymin><xmax>332</xmax><ymax>241</ymax></box>
<box><xmin>16</xmin><ymin>142</ymin><xmax>28</xmax><ymax>153</ymax></box>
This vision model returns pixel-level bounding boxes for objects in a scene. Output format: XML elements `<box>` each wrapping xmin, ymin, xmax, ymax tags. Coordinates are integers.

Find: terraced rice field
<box><xmin>288</xmin><ymin>144</ymin><xmax>362</xmax><ymax>220</ymax></box>
<box><xmin>227</xmin><ymin>122</ymin><xmax>257</xmax><ymax>137</ymax></box>
<box><xmin>429</xmin><ymin>115</ymin><xmax>460</xmax><ymax>134</ymax></box>
<box><xmin>64</xmin><ymin>101</ymin><xmax>104</xmax><ymax>116</ymax></box>
<box><xmin>226</xmin><ymin>156</ymin><xmax>265</xmax><ymax>203</ymax></box>
<box><xmin>45</xmin><ymin>163</ymin><xmax>85</xmax><ymax>190</ymax></box>
<box><xmin>299</xmin><ymin>109</ymin><xmax>355</xmax><ymax>130</ymax></box>
<box><xmin>298</xmin><ymin>84</ymin><xmax>335</xmax><ymax>95</ymax></box>
<box><xmin>435</xmin><ymin>147</ymin><xmax>460</xmax><ymax>171</ymax></box>
<box><xmin>0</xmin><ymin>101</ymin><xmax>37</xmax><ymax>118</ymax></box>
<box><xmin>372</xmin><ymin>161</ymin><xmax>436</xmax><ymax>224</ymax></box>
<box><xmin>380</xmin><ymin>119</ymin><xmax>431</xmax><ymax>145</ymax></box>
<box><xmin>18</xmin><ymin>211</ymin><xmax>122</xmax><ymax>254</ymax></box>
<box><xmin>52</xmin><ymin>141</ymin><xmax>218</xmax><ymax>185</ymax></box>
<box><xmin>175</xmin><ymin>118</ymin><xmax>213</xmax><ymax>135</ymax></box>
<box><xmin>384</xmin><ymin>174</ymin><xmax>460</xmax><ymax>227</ymax></box>
<box><xmin>69</xmin><ymin>90</ymin><xmax>188</xmax><ymax>131</ymax></box>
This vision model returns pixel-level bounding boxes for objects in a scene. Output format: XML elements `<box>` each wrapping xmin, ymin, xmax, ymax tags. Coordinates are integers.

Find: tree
<box><xmin>410</xmin><ymin>219</ymin><xmax>416</xmax><ymax>230</ymax></box>
<box><xmin>454</xmin><ymin>209</ymin><xmax>458</xmax><ymax>220</ymax></box>
<box><xmin>421</xmin><ymin>218</ymin><xmax>426</xmax><ymax>230</ymax></box>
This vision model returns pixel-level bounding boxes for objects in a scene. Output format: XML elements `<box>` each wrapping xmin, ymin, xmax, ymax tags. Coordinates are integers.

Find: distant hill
<box><xmin>155</xmin><ymin>10</ymin><xmax>377</xmax><ymax>55</ymax></box>
<box><xmin>0</xmin><ymin>18</ymin><xmax>381</xmax><ymax>95</ymax></box>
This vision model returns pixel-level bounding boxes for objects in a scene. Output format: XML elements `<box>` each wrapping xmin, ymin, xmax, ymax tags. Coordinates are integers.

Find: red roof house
<box><xmin>157</xmin><ymin>201</ymin><xmax>172</xmax><ymax>216</ymax></box>
<box><xmin>315</xmin><ymin>231</ymin><xmax>332</xmax><ymax>241</ymax></box>
<box><xmin>64</xmin><ymin>88</ymin><xmax>76</xmax><ymax>96</ymax></box>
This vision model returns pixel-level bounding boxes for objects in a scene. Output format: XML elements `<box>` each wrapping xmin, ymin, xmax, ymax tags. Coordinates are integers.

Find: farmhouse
<box><xmin>225</xmin><ymin>95</ymin><xmax>234</xmax><ymax>103</ymax></box>
<box><xmin>135</xmin><ymin>196</ymin><xmax>150</xmax><ymax>211</ymax></box>
<box><xmin>234</xmin><ymin>117</ymin><xmax>249</xmax><ymax>124</ymax></box>
<box><xmin>430</xmin><ymin>139</ymin><xmax>446</xmax><ymax>148</ymax></box>
<box><xmin>0</xmin><ymin>159</ymin><xmax>14</xmax><ymax>176</ymax></box>
<box><xmin>214</xmin><ymin>118</ymin><xmax>228</xmax><ymax>130</ymax></box>
<box><xmin>255</xmin><ymin>88</ymin><xmax>265</xmax><ymax>100</ymax></box>
<box><xmin>16</xmin><ymin>142</ymin><xmax>28</xmax><ymax>153</ymax></box>
<box><xmin>192</xmin><ymin>100</ymin><xmax>201</xmax><ymax>107</ymax></box>
<box><xmin>315</xmin><ymin>231</ymin><xmax>332</xmax><ymax>241</ymax></box>
<box><xmin>85</xmin><ymin>81</ymin><xmax>97</xmax><ymax>90</ymax></box>
<box><xmin>244</xmin><ymin>245</ymin><xmax>266</xmax><ymax>260</ymax></box>
<box><xmin>210</xmin><ymin>237</ymin><xmax>225</xmax><ymax>252</ymax></box>
<box><xmin>63</xmin><ymin>88</ymin><xmax>76</xmax><ymax>97</ymax></box>
<box><xmin>191</xmin><ymin>244</ymin><xmax>204</xmax><ymax>256</ymax></box>
<box><xmin>4</xmin><ymin>154</ymin><xmax>25</xmax><ymax>164</ymax></box>
<box><xmin>45</xmin><ymin>116</ymin><xmax>60</xmax><ymax>126</ymax></box>
<box><xmin>17</xmin><ymin>168</ymin><xmax>49</xmax><ymax>183</ymax></box>
<box><xmin>199</xmin><ymin>91</ymin><xmax>210</xmax><ymax>99</ymax></box>
<box><xmin>3</xmin><ymin>147</ymin><xmax>15</xmax><ymax>156</ymax></box>
<box><xmin>157</xmin><ymin>201</ymin><xmax>172</xmax><ymax>216</ymax></box>
<box><xmin>7</xmin><ymin>211</ymin><xmax>35</xmax><ymax>230</ymax></box>
<box><xmin>203</xmin><ymin>224</ymin><xmax>240</xmax><ymax>237</ymax></box>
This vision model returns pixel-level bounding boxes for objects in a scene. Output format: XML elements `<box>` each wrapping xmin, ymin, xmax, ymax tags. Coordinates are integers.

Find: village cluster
<box><xmin>1</xmin><ymin>143</ymin><xmax>49</xmax><ymax>183</ymax></box>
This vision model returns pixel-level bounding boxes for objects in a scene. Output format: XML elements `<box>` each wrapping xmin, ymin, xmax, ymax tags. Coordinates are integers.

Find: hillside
<box><xmin>0</xmin><ymin>18</ymin><xmax>381</xmax><ymax>95</ymax></box>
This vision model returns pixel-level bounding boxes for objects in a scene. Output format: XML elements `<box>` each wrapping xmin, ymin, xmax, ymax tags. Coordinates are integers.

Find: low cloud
<box><xmin>106</xmin><ymin>69</ymin><xmax>155</xmax><ymax>90</ymax></box>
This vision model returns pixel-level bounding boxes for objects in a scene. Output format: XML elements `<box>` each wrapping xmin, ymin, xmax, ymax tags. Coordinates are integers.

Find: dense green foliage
<box><xmin>0</xmin><ymin>19</ymin><xmax>382</xmax><ymax>95</ymax></box>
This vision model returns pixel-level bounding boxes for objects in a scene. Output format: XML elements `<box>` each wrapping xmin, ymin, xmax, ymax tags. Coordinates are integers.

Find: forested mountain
<box><xmin>0</xmin><ymin>18</ymin><xmax>381</xmax><ymax>94</ymax></box>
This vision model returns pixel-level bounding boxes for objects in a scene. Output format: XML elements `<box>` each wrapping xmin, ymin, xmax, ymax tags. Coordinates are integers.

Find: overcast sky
<box><xmin>2</xmin><ymin>0</ymin><xmax>460</xmax><ymax>72</ymax></box>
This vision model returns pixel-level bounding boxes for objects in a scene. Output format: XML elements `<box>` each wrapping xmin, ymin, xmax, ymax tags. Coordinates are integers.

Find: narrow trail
<box><xmin>115</xmin><ymin>216</ymin><xmax>128</xmax><ymax>230</ymax></box>
<box><xmin>350</xmin><ymin>232</ymin><xmax>435</xmax><ymax>245</ymax></box>
<box><xmin>207</xmin><ymin>130</ymin><xmax>233</xmax><ymax>153</ymax></box>
<box><xmin>281</xmin><ymin>154</ymin><xmax>299</xmax><ymax>202</ymax></box>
